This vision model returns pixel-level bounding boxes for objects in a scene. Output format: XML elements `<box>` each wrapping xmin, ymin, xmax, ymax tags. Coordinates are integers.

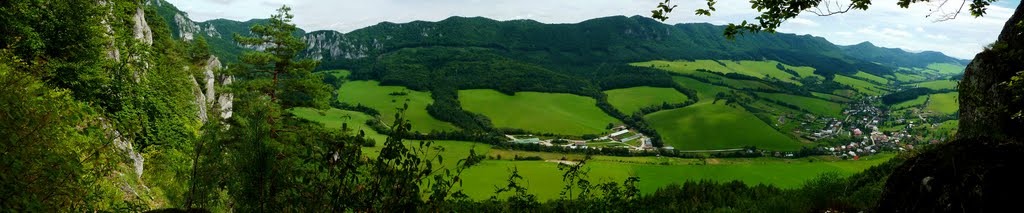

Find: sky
<box><xmin>165</xmin><ymin>0</ymin><xmax>1021</xmax><ymax>59</ymax></box>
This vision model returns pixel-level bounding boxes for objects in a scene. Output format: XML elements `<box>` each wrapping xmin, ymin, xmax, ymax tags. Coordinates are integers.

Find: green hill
<box><xmin>605</xmin><ymin>86</ymin><xmax>690</xmax><ymax>114</ymax></box>
<box><xmin>459</xmin><ymin>89</ymin><xmax>621</xmax><ymax>136</ymax></box>
<box><xmin>645</xmin><ymin>103</ymin><xmax>801</xmax><ymax>150</ymax></box>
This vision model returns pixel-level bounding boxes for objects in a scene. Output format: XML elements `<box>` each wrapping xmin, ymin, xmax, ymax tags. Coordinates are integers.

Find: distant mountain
<box><xmin>148</xmin><ymin>0</ymin><xmax>304</xmax><ymax>63</ymax></box>
<box><xmin>150</xmin><ymin>0</ymin><xmax>967</xmax><ymax>78</ymax></box>
<box><xmin>840</xmin><ymin>41</ymin><xmax>970</xmax><ymax>68</ymax></box>
<box><xmin>301</xmin><ymin>16</ymin><xmax>889</xmax><ymax>77</ymax></box>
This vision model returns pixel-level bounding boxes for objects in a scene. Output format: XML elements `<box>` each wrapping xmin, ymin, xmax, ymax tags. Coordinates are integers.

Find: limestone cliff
<box><xmin>957</xmin><ymin>3</ymin><xmax>1024</xmax><ymax>140</ymax></box>
<box><xmin>190</xmin><ymin>56</ymin><xmax>233</xmax><ymax>123</ymax></box>
<box><xmin>877</xmin><ymin>3</ymin><xmax>1024</xmax><ymax>212</ymax></box>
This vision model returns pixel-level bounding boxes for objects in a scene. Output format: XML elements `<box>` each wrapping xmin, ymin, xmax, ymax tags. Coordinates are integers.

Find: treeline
<box><xmin>881</xmin><ymin>87</ymin><xmax>956</xmax><ymax>105</ymax></box>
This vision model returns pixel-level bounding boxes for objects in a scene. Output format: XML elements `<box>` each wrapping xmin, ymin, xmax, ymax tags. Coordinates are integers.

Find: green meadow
<box><xmin>912</xmin><ymin>80</ymin><xmax>959</xmax><ymax>90</ymax></box>
<box><xmin>892</xmin><ymin>72</ymin><xmax>927</xmax><ymax>83</ymax></box>
<box><xmin>926</xmin><ymin>92</ymin><xmax>959</xmax><ymax>114</ymax></box>
<box><xmin>645</xmin><ymin>102</ymin><xmax>802</xmax><ymax>151</ymax></box>
<box><xmin>853</xmin><ymin>71</ymin><xmax>890</xmax><ymax>84</ymax></box>
<box><xmin>757</xmin><ymin>92</ymin><xmax>844</xmax><ymax>118</ymax></box>
<box><xmin>290</xmin><ymin>107</ymin><xmax>490</xmax><ymax>168</ymax></box>
<box><xmin>891</xmin><ymin>95</ymin><xmax>928</xmax><ymax>110</ymax></box>
<box><xmin>604</xmin><ymin>86</ymin><xmax>690</xmax><ymax>114</ymax></box>
<box><xmin>291</xmin><ymin>104</ymin><xmax>895</xmax><ymax>202</ymax></box>
<box><xmin>633</xmin><ymin>60</ymin><xmax>810</xmax><ymax>85</ymax></box>
<box><xmin>671</xmin><ymin>76</ymin><xmax>731</xmax><ymax>103</ymax></box>
<box><xmin>459</xmin><ymin>89</ymin><xmax>621</xmax><ymax>136</ymax></box>
<box><xmin>812</xmin><ymin>92</ymin><xmax>853</xmax><ymax>103</ymax></box>
<box><xmin>834</xmin><ymin>75</ymin><xmax>887</xmax><ymax>95</ymax></box>
<box><xmin>926</xmin><ymin>63</ymin><xmax>965</xmax><ymax>75</ymax></box>
<box><xmin>336</xmin><ymin>80</ymin><xmax>458</xmax><ymax>133</ymax></box>
<box><xmin>457</xmin><ymin>152</ymin><xmax>895</xmax><ymax>200</ymax></box>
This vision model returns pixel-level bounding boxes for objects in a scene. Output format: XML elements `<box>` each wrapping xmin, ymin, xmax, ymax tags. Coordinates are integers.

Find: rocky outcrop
<box><xmin>190</xmin><ymin>56</ymin><xmax>233</xmax><ymax>123</ymax></box>
<box><xmin>878</xmin><ymin>3</ymin><xmax>1024</xmax><ymax>211</ymax></box>
<box><xmin>132</xmin><ymin>7</ymin><xmax>153</xmax><ymax>45</ymax></box>
<box><xmin>957</xmin><ymin>2</ymin><xmax>1024</xmax><ymax>140</ymax></box>
<box><xmin>876</xmin><ymin>137</ymin><xmax>1024</xmax><ymax>212</ymax></box>
<box><xmin>173</xmin><ymin>13</ymin><xmax>221</xmax><ymax>41</ymax></box>
<box><xmin>302</xmin><ymin>31</ymin><xmax>382</xmax><ymax>60</ymax></box>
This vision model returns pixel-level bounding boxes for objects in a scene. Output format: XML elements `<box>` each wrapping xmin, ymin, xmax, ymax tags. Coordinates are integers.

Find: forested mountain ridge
<box><xmin>151</xmin><ymin>0</ymin><xmax>962</xmax><ymax>79</ymax></box>
<box><xmin>840</xmin><ymin>41</ymin><xmax>970</xmax><ymax>68</ymax></box>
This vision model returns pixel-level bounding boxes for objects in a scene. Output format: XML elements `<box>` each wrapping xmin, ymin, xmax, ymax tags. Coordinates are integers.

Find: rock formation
<box><xmin>877</xmin><ymin>3</ymin><xmax>1024</xmax><ymax>212</ymax></box>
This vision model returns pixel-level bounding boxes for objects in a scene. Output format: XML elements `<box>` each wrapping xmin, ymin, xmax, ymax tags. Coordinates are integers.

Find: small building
<box><xmin>513</xmin><ymin>138</ymin><xmax>541</xmax><ymax>144</ymax></box>
<box><xmin>609</xmin><ymin>129</ymin><xmax>630</xmax><ymax>138</ymax></box>
<box><xmin>853</xmin><ymin>128</ymin><xmax>863</xmax><ymax>136</ymax></box>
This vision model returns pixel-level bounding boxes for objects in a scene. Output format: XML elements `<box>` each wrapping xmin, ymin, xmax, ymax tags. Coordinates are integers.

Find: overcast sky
<box><xmin>165</xmin><ymin>0</ymin><xmax>1020</xmax><ymax>59</ymax></box>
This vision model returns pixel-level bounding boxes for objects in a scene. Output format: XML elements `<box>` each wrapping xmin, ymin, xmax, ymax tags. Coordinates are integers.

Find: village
<box><xmin>802</xmin><ymin>96</ymin><xmax>949</xmax><ymax>160</ymax></box>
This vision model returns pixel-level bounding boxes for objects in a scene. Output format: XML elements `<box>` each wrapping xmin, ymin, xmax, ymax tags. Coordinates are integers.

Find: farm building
<box><xmin>609</xmin><ymin>129</ymin><xmax>630</xmax><ymax>138</ymax></box>
<box><xmin>513</xmin><ymin>138</ymin><xmax>541</xmax><ymax>144</ymax></box>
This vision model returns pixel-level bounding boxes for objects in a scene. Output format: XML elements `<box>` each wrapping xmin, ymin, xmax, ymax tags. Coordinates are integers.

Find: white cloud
<box><xmin>926</xmin><ymin>34</ymin><xmax>951</xmax><ymax>40</ymax></box>
<box><xmin>165</xmin><ymin>0</ymin><xmax>1020</xmax><ymax>59</ymax></box>
<box><xmin>788</xmin><ymin>18</ymin><xmax>820</xmax><ymax>27</ymax></box>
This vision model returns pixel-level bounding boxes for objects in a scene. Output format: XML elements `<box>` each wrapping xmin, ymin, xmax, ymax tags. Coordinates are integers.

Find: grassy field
<box><xmin>757</xmin><ymin>92</ymin><xmax>843</xmax><ymax>118</ymax></box>
<box><xmin>812</xmin><ymin>92</ymin><xmax>853</xmax><ymax>103</ymax></box>
<box><xmin>290</xmin><ymin>107</ymin><xmax>491</xmax><ymax>169</ymax></box>
<box><xmin>834</xmin><ymin>75</ymin><xmax>887</xmax><ymax>95</ymax></box>
<box><xmin>632</xmin><ymin>60</ymin><xmax>824</xmax><ymax>85</ymax></box>
<box><xmin>645</xmin><ymin>102</ymin><xmax>802</xmax><ymax>150</ymax></box>
<box><xmin>926</xmin><ymin>92</ymin><xmax>959</xmax><ymax>114</ymax></box>
<box><xmin>336</xmin><ymin>80</ymin><xmax>458</xmax><ymax>133</ymax></box>
<box><xmin>459</xmin><ymin>89</ymin><xmax>621</xmax><ymax>136</ymax></box>
<box><xmin>604</xmin><ymin>86</ymin><xmax>690</xmax><ymax>114</ymax></box>
<box><xmin>632</xmin><ymin>154</ymin><xmax>894</xmax><ymax>193</ymax></box>
<box><xmin>290</xmin><ymin>107</ymin><xmax>388</xmax><ymax>141</ymax></box>
<box><xmin>458</xmin><ymin>152</ymin><xmax>895</xmax><ymax>200</ymax></box>
<box><xmin>927</xmin><ymin>63</ymin><xmax>965</xmax><ymax>75</ymax></box>
<box><xmin>892</xmin><ymin>72</ymin><xmax>927</xmax><ymax>83</ymax></box>
<box><xmin>912</xmin><ymin>80</ymin><xmax>959</xmax><ymax>90</ymax></box>
<box><xmin>853</xmin><ymin>71</ymin><xmax>890</xmax><ymax>84</ymax></box>
<box><xmin>671</xmin><ymin>76</ymin><xmax>732</xmax><ymax>103</ymax></box>
<box><xmin>293</xmin><ymin>107</ymin><xmax>896</xmax><ymax>201</ymax></box>
<box><xmin>891</xmin><ymin>95</ymin><xmax>928</xmax><ymax>110</ymax></box>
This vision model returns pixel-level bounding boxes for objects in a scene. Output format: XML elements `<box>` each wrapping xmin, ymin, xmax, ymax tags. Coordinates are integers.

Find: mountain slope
<box><xmin>840</xmin><ymin>41</ymin><xmax>970</xmax><ymax>68</ymax></box>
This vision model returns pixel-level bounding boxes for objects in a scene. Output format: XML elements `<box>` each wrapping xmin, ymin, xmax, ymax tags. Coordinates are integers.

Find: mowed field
<box><xmin>457</xmin><ymin>152</ymin><xmax>895</xmax><ymax>200</ymax></box>
<box><xmin>926</xmin><ymin>92</ymin><xmax>959</xmax><ymax>114</ymax></box>
<box><xmin>892</xmin><ymin>95</ymin><xmax>928</xmax><ymax>110</ymax></box>
<box><xmin>459</xmin><ymin>89</ymin><xmax>621</xmax><ymax>136</ymax></box>
<box><xmin>336</xmin><ymin>80</ymin><xmax>458</xmax><ymax>133</ymax></box>
<box><xmin>290</xmin><ymin>107</ymin><xmax>490</xmax><ymax>168</ymax></box>
<box><xmin>912</xmin><ymin>80</ymin><xmax>959</xmax><ymax>90</ymax></box>
<box><xmin>671</xmin><ymin>76</ymin><xmax>731</xmax><ymax>103</ymax></box>
<box><xmin>853</xmin><ymin>71</ymin><xmax>890</xmax><ymax>84</ymax></box>
<box><xmin>645</xmin><ymin>102</ymin><xmax>802</xmax><ymax>150</ymax></box>
<box><xmin>292</xmin><ymin>107</ymin><xmax>896</xmax><ymax>201</ymax></box>
<box><xmin>812</xmin><ymin>92</ymin><xmax>853</xmax><ymax>103</ymax></box>
<box><xmin>632</xmin><ymin>60</ymin><xmax>818</xmax><ymax>85</ymax></box>
<box><xmin>834</xmin><ymin>75</ymin><xmax>887</xmax><ymax>95</ymax></box>
<box><xmin>757</xmin><ymin>92</ymin><xmax>844</xmax><ymax>118</ymax></box>
<box><xmin>927</xmin><ymin>63</ymin><xmax>966</xmax><ymax>75</ymax></box>
<box><xmin>604</xmin><ymin>86</ymin><xmax>690</xmax><ymax>114</ymax></box>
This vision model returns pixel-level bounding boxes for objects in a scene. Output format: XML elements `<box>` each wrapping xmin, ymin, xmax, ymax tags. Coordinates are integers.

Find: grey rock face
<box><xmin>191</xmin><ymin>56</ymin><xmax>233</xmax><ymax>123</ymax></box>
<box><xmin>132</xmin><ymin>7</ymin><xmax>153</xmax><ymax>45</ymax></box>
<box><xmin>958</xmin><ymin>2</ymin><xmax>1024</xmax><ymax>141</ymax></box>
